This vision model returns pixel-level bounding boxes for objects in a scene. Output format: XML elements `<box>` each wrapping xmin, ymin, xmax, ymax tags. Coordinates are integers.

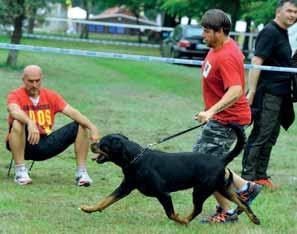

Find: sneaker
<box><xmin>200</xmin><ymin>206</ymin><xmax>238</xmax><ymax>224</ymax></box>
<box><xmin>14</xmin><ymin>167</ymin><xmax>32</xmax><ymax>185</ymax></box>
<box><xmin>236</xmin><ymin>182</ymin><xmax>262</xmax><ymax>215</ymax></box>
<box><xmin>75</xmin><ymin>170</ymin><xmax>93</xmax><ymax>187</ymax></box>
<box><xmin>254</xmin><ymin>178</ymin><xmax>278</xmax><ymax>189</ymax></box>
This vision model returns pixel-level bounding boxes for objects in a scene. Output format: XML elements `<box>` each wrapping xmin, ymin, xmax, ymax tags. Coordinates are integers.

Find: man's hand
<box><xmin>89</xmin><ymin>125</ymin><xmax>100</xmax><ymax>142</ymax></box>
<box><xmin>27</xmin><ymin>121</ymin><xmax>40</xmax><ymax>145</ymax></box>
<box><xmin>194</xmin><ymin>110</ymin><xmax>214</xmax><ymax>123</ymax></box>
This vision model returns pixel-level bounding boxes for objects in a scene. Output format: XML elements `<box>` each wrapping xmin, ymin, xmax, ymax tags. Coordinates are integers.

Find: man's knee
<box><xmin>6</xmin><ymin>120</ymin><xmax>26</xmax><ymax>151</ymax></box>
<box><xmin>10</xmin><ymin>120</ymin><xmax>26</xmax><ymax>135</ymax></box>
<box><xmin>76</xmin><ymin>123</ymin><xmax>89</xmax><ymax>140</ymax></box>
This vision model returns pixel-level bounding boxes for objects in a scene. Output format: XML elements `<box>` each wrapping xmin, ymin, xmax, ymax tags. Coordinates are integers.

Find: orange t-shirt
<box><xmin>7</xmin><ymin>87</ymin><xmax>67</xmax><ymax>135</ymax></box>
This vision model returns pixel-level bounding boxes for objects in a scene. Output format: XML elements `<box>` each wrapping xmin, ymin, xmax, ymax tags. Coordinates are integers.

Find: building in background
<box><xmin>89</xmin><ymin>6</ymin><xmax>157</xmax><ymax>35</ymax></box>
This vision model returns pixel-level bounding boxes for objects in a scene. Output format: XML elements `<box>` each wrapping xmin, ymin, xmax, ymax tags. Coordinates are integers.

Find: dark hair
<box><xmin>277</xmin><ymin>0</ymin><xmax>297</xmax><ymax>8</ymax></box>
<box><xmin>201</xmin><ymin>9</ymin><xmax>231</xmax><ymax>35</ymax></box>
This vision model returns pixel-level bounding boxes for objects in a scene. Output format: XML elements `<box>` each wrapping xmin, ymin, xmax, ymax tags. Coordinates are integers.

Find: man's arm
<box><xmin>62</xmin><ymin>105</ymin><xmax>99</xmax><ymax>141</ymax></box>
<box><xmin>195</xmin><ymin>85</ymin><xmax>242</xmax><ymax>123</ymax></box>
<box><xmin>246</xmin><ymin>56</ymin><xmax>264</xmax><ymax>105</ymax></box>
<box><xmin>8</xmin><ymin>103</ymin><xmax>40</xmax><ymax>144</ymax></box>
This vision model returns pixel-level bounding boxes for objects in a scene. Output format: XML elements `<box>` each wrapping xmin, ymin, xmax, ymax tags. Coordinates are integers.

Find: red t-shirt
<box><xmin>7</xmin><ymin>87</ymin><xmax>67</xmax><ymax>135</ymax></box>
<box><xmin>201</xmin><ymin>39</ymin><xmax>251</xmax><ymax>125</ymax></box>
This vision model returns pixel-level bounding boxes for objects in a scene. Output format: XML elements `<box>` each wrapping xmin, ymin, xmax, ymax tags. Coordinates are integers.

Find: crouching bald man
<box><xmin>6</xmin><ymin>65</ymin><xmax>99</xmax><ymax>186</ymax></box>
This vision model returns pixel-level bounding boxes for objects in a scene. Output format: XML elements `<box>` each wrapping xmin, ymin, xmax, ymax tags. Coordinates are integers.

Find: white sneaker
<box><xmin>75</xmin><ymin>170</ymin><xmax>93</xmax><ymax>187</ymax></box>
<box><xmin>14</xmin><ymin>167</ymin><xmax>32</xmax><ymax>185</ymax></box>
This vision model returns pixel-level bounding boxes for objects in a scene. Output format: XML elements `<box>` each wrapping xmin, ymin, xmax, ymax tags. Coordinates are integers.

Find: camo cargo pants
<box><xmin>193</xmin><ymin>120</ymin><xmax>238</xmax><ymax>159</ymax></box>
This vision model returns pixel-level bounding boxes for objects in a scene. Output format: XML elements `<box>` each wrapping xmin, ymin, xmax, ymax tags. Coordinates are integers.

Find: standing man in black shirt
<box><xmin>242</xmin><ymin>0</ymin><xmax>297</xmax><ymax>188</ymax></box>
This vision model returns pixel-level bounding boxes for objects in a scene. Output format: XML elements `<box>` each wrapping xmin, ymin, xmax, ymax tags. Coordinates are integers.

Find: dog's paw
<box><xmin>171</xmin><ymin>213</ymin><xmax>189</xmax><ymax>225</ymax></box>
<box><xmin>80</xmin><ymin>205</ymin><xmax>96</xmax><ymax>213</ymax></box>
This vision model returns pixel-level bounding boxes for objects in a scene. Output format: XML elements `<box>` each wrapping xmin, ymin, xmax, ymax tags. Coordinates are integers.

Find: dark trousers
<box><xmin>7</xmin><ymin>121</ymin><xmax>79</xmax><ymax>161</ymax></box>
<box><xmin>242</xmin><ymin>93</ymin><xmax>282</xmax><ymax>180</ymax></box>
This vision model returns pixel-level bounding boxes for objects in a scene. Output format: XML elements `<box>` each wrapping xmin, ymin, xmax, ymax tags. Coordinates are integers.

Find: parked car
<box><xmin>160</xmin><ymin>24</ymin><xmax>209</xmax><ymax>59</ymax></box>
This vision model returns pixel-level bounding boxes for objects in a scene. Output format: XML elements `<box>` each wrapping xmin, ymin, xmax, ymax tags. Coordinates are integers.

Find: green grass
<box><xmin>0</xmin><ymin>39</ymin><xmax>297</xmax><ymax>234</ymax></box>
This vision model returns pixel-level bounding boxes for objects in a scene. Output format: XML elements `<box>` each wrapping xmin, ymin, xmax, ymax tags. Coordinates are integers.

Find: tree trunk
<box><xmin>27</xmin><ymin>7</ymin><xmax>37</xmax><ymax>34</ymax></box>
<box><xmin>6</xmin><ymin>0</ymin><xmax>25</xmax><ymax>66</ymax></box>
<box><xmin>228</xmin><ymin>0</ymin><xmax>240</xmax><ymax>31</ymax></box>
<box><xmin>136</xmin><ymin>15</ymin><xmax>142</xmax><ymax>43</ymax></box>
<box><xmin>162</xmin><ymin>13</ymin><xmax>177</xmax><ymax>27</ymax></box>
<box><xmin>188</xmin><ymin>17</ymin><xmax>192</xmax><ymax>25</ymax></box>
<box><xmin>80</xmin><ymin>0</ymin><xmax>89</xmax><ymax>39</ymax></box>
<box><xmin>243</xmin><ymin>17</ymin><xmax>252</xmax><ymax>53</ymax></box>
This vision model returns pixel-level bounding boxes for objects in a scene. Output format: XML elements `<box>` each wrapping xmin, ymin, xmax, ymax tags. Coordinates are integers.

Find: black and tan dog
<box><xmin>80</xmin><ymin>125</ymin><xmax>260</xmax><ymax>225</ymax></box>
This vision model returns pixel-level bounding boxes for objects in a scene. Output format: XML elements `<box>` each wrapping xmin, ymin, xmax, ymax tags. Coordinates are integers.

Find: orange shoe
<box><xmin>253</xmin><ymin>178</ymin><xmax>278</xmax><ymax>189</ymax></box>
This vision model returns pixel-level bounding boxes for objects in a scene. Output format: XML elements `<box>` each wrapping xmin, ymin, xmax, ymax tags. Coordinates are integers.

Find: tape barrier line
<box><xmin>45</xmin><ymin>17</ymin><xmax>258</xmax><ymax>37</ymax></box>
<box><xmin>0</xmin><ymin>43</ymin><xmax>297</xmax><ymax>73</ymax></box>
<box><xmin>46</xmin><ymin>17</ymin><xmax>174</xmax><ymax>32</ymax></box>
<box><xmin>0</xmin><ymin>43</ymin><xmax>201</xmax><ymax>65</ymax></box>
<box><xmin>22</xmin><ymin>33</ymin><xmax>160</xmax><ymax>48</ymax></box>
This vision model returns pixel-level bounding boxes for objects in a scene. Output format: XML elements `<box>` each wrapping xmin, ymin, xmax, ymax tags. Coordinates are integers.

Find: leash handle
<box><xmin>157</xmin><ymin>122</ymin><xmax>206</xmax><ymax>144</ymax></box>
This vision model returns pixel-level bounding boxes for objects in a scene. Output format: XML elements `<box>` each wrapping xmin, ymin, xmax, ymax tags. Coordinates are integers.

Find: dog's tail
<box><xmin>221</xmin><ymin>123</ymin><xmax>246</xmax><ymax>166</ymax></box>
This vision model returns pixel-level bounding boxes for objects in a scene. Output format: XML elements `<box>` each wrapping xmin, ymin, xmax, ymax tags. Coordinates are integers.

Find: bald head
<box><xmin>23</xmin><ymin>65</ymin><xmax>42</xmax><ymax>79</ymax></box>
<box><xmin>22</xmin><ymin>65</ymin><xmax>42</xmax><ymax>98</ymax></box>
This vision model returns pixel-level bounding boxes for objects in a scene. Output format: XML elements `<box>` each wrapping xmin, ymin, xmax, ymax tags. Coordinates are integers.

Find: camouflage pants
<box><xmin>193</xmin><ymin>120</ymin><xmax>238</xmax><ymax>159</ymax></box>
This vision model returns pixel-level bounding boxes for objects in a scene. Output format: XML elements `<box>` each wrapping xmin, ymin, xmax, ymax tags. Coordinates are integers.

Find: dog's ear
<box><xmin>110</xmin><ymin>137</ymin><xmax>124</xmax><ymax>154</ymax></box>
<box><xmin>110</xmin><ymin>136</ymin><xmax>133</xmax><ymax>163</ymax></box>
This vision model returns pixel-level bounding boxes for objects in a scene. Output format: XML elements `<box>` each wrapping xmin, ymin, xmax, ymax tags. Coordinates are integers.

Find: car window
<box><xmin>185</xmin><ymin>27</ymin><xmax>203</xmax><ymax>38</ymax></box>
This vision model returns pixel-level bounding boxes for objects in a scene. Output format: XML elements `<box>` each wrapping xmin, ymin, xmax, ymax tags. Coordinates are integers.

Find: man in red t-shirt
<box><xmin>193</xmin><ymin>9</ymin><xmax>262</xmax><ymax>224</ymax></box>
<box><xmin>6</xmin><ymin>65</ymin><xmax>99</xmax><ymax>186</ymax></box>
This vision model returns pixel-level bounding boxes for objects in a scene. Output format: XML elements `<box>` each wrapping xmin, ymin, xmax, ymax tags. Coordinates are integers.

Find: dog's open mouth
<box><xmin>90</xmin><ymin>143</ymin><xmax>107</xmax><ymax>163</ymax></box>
<box><xmin>91</xmin><ymin>154</ymin><xmax>105</xmax><ymax>163</ymax></box>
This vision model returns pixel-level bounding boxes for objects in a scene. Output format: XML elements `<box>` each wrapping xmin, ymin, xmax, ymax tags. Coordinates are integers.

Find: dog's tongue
<box><xmin>91</xmin><ymin>155</ymin><xmax>99</xmax><ymax>161</ymax></box>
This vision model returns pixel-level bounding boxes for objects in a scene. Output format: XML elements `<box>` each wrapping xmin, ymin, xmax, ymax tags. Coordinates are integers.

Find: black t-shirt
<box><xmin>255</xmin><ymin>21</ymin><xmax>292</xmax><ymax>95</ymax></box>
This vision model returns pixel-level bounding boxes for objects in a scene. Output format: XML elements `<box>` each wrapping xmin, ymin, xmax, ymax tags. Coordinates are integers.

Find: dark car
<box><xmin>160</xmin><ymin>24</ymin><xmax>209</xmax><ymax>59</ymax></box>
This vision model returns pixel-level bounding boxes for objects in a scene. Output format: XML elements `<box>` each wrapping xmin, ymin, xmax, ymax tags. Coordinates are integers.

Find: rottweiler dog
<box><xmin>80</xmin><ymin>125</ymin><xmax>260</xmax><ymax>225</ymax></box>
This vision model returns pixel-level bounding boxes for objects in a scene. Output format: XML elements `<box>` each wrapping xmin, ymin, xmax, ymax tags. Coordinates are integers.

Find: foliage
<box><xmin>0</xmin><ymin>0</ymin><xmax>25</xmax><ymax>26</ymax></box>
<box><xmin>0</xmin><ymin>0</ymin><xmax>62</xmax><ymax>65</ymax></box>
<box><xmin>242</xmin><ymin>0</ymin><xmax>278</xmax><ymax>25</ymax></box>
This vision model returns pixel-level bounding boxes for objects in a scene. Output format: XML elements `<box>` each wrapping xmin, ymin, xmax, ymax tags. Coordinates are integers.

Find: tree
<box><xmin>160</xmin><ymin>0</ymin><xmax>241</xmax><ymax>30</ymax></box>
<box><xmin>79</xmin><ymin>0</ymin><xmax>96</xmax><ymax>39</ymax></box>
<box><xmin>26</xmin><ymin>0</ymin><xmax>47</xmax><ymax>33</ymax></box>
<box><xmin>0</xmin><ymin>0</ymin><xmax>25</xmax><ymax>66</ymax></box>
<box><xmin>242</xmin><ymin>0</ymin><xmax>277</xmax><ymax>26</ymax></box>
<box><xmin>0</xmin><ymin>0</ymin><xmax>63</xmax><ymax>66</ymax></box>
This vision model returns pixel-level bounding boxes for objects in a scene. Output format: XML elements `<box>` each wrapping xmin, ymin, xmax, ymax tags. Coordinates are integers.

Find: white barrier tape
<box><xmin>0</xmin><ymin>43</ymin><xmax>297</xmax><ymax>73</ymax></box>
<box><xmin>21</xmin><ymin>33</ymin><xmax>160</xmax><ymax>48</ymax></box>
<box><xmin>46</xmin><ymin>17</ymin><xmax>174</xmax><ymax>32</ymax></box>
<box><xmin>46</xmin><ymin>17</ymin><xmax>258</xmax><ymax>37</ymax></box>
<box><xmin>0</xmin><ymin>43</ymin><xmax>199</xmax><ymax>65</ymax></box>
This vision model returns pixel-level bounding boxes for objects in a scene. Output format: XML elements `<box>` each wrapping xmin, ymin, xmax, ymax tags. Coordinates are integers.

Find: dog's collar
<box><xmin>129</xmin><ymin>147</ymin><xmax>148</xmax><ymax>165</ymax></box>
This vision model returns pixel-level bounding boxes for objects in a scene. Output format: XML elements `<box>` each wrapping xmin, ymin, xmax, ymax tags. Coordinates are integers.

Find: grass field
<box><xmin>0</xmin><ymin>38</ymin><xmax>297</xmax><ymax>234</ymax></box>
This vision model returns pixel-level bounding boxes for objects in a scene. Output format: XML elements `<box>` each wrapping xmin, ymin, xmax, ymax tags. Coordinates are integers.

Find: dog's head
<box><xmin>91</xmin><ymin>134</ymin><xmax>132</xmax><ymax>166</ymax></box>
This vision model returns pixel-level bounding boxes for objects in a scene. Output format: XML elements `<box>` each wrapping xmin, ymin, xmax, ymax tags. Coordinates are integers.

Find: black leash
<box><xmin>130</xmin><ymin>122</ymin><xmax>206</xmax><ymax>165</ymax></box>
<box><xmin>147</xmin><ymin>122</ymin><xmax>206</xmax><ymax>148</ymax></box>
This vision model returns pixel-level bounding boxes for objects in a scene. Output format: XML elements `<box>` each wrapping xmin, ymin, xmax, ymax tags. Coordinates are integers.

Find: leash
<box><xmin>130</xmin><ymin>122</ymin><xmax>206</xmax><ymax>165</ymax></box>
<box><xmin>147</xmin><ymin>122</ymin><xmax>206</xmax><ymax>148</ymax></box>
